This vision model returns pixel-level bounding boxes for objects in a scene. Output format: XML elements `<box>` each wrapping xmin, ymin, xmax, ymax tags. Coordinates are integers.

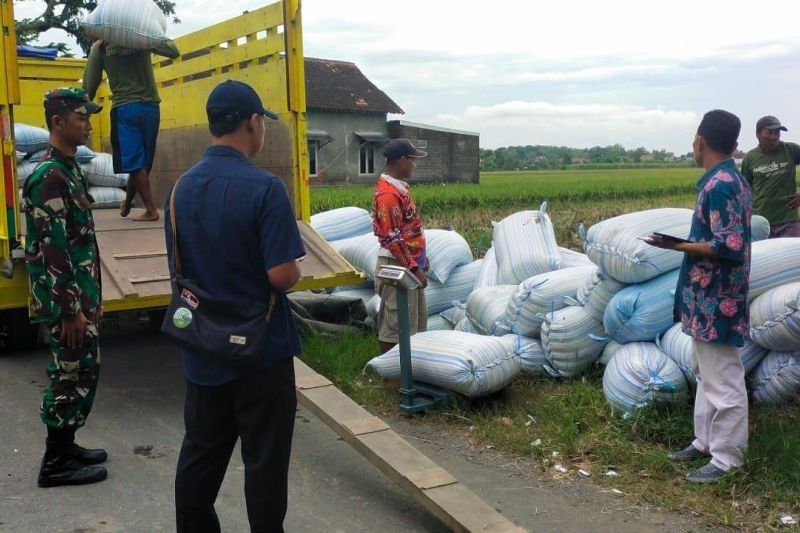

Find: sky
<box><xmin>13</xmin><ymin>0</ymin><xmax>800</xmax><ymax>154</ymax></box>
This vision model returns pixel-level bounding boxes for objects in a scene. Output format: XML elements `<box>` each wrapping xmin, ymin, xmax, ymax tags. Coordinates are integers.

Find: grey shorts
<box><xmin>374</xmin><ymin>256</ymin><xmax>427</xmax><ymax>343</ymax></box>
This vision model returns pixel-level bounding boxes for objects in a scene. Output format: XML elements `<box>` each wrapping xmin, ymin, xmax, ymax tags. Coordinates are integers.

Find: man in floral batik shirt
<box><xmin>647</xmin><ymin>110</ymin><xmax>751</xmax><ymax>484</ymax></box>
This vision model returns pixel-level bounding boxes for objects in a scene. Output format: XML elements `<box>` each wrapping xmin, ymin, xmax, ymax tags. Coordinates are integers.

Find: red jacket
<box><xmin>372</xmin><ymin>174</ymin><xmax>427</xmax><ymax>270</ymax></box>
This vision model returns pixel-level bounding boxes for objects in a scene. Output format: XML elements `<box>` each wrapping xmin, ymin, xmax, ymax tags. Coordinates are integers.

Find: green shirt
<box><xmin>83</xmin><ymin>41</ymin><xmax>180</xmax><ymax>108</ymax></box>
<box><xmin>740</xmin><ymin>141</ymin><xmax>800</xmax><ymax>225</ymax></box>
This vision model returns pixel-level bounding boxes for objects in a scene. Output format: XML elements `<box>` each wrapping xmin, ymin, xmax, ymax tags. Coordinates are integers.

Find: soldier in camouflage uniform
<box><xmin>22</xmin><ymin>88</ymin><xmax>108</xmax><ymax>487</ymax></box>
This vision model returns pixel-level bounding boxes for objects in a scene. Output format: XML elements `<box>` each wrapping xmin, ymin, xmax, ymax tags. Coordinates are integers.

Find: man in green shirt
<box><xmin>740</xmin><ymin>115</ymin><xmax>800</xmax><ymax>237</ymax></box>
<box><xmin>83</xmin><ymin>38</ymin><xmax>180</xmax><ymax>222</ymax></box>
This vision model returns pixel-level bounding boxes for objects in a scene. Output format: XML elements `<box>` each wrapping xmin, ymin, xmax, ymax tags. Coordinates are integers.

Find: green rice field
<box><xmin>301</xmin><ymin>168</ymin><xmax>799</xmax><ymax>529</ymax></box>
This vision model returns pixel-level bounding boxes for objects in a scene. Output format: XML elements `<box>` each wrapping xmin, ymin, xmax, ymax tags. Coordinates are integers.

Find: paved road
<box><xmin>0</xmin><ymin>315</ymin><xmax>710</xmax><ymax>532</ymax></box>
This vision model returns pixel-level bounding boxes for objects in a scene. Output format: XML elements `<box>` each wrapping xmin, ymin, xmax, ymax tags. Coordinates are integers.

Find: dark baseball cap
<box><xmin>383</xmin><ymin>138</ymin><xmax>427</xmax><ymax>162</ymax></box>
<box><xmin>206</xmin><ymin>80</ymin><xmax>278</xmax><ymax>125</ymax></box>
<box><xmin>756</xmin><ymin>115</ymin><xmax>787</xmax><ymax>132</ymax></box>
<box><xmin>43</xmin><ymin>87</ymin><xmax>102</xmax><ymax>114</ymax></box>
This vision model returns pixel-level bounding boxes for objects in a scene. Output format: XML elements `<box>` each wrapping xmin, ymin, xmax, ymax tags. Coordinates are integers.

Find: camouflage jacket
<box><xmin>21</xmin><ymin>146</ymin><xmax>101</xmax><ymax>323</ymax></box>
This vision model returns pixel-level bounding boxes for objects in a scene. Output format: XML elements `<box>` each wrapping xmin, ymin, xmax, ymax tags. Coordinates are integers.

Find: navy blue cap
<box><xmin>383</xmin><ymin>138</ymin><xmax>427</xmax><ymax>162</ymax></box>
<box><xmin>206</xmin><ymin>80</ymin><xmax>278</xmax><ymax>124</ymax></box>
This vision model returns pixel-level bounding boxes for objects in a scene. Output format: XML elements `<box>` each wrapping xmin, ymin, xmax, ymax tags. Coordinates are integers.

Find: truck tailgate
<box><xmin>94</xmin><ymin>209</ymin><xmax>363</xmax><ymax>312</ymax></box>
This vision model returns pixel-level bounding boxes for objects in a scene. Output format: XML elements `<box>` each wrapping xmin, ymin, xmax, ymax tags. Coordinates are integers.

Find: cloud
<box><xmin>426</xmin><ymin>101</ymin><xmax>699</xmax><ymax>153</ymax></box>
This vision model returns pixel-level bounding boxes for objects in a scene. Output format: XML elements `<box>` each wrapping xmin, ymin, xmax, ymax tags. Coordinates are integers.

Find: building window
<box><xmin>359</xmin><ymin>144</ymin><xmax>375</xmax><ymax>175</ymax></box>
<box><xmin>417</xmin><ymin>140</ymin><xmax>428</xmax><ymax>149</ymax></box>
<box><xmin>309</xmin><ymin>141</ymin><xmax>319</xmax><ymax>176</ymax></box>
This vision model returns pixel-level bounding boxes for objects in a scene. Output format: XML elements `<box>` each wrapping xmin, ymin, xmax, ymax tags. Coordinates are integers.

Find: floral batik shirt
<box><xmin>372</xmin><ymin>173</ymin><xmax>427</xmax><ymax>270</ymax></box>
<box><xmin>675</xmin><ymin>158</ymin><xmax>751</xmax><ymax>346</ymax></box>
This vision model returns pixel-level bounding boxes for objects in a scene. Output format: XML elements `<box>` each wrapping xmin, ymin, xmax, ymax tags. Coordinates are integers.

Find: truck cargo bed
<box><xmin>95</xmin><ymin>209</ymin><xmax>363</xmax><ymax>312</ymax></box>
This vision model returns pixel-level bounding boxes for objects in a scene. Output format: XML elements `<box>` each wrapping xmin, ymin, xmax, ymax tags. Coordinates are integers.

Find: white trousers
<box><xmin>691</xmin><ymin>339</ymin><xmax>748</xmax><ymax>470</ymax></box>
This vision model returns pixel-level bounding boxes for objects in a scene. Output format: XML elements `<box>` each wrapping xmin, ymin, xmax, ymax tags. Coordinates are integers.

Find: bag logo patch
<box><xmin>172</xmin><ymin>307</ymin><xmax>193</xmax><ymax>329</ymax></box>
<box><xmin>229</xmin><ymin>335</ymin><xmax>247</xmax><ymax>346</ymax></box>
<box><xmin>181</xmin><ymin>288</ymin><xmax>199</xmax><ymax>310</ymax></box>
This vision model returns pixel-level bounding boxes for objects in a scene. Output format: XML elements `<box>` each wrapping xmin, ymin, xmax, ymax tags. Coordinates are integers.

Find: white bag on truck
<box><xmin>602</xmin><ymin>342</ymin><xmax>688</xmax><ymax>414</ymax></box>
<box><xmin>541</xmin><ymin>305</ymin><xmax>606</xmax><ymax>378</ymax></box>
<box><xmin>366</xmin><ymin>331</ymin><xmax>521</xmax><ymax>397</ymax></box>
<box><xmin>504</xmin><ymin>265</ymin><xmax>595</xmax><ymax>337</ymax></box>
<box><xmin>493</xmin><ymin>203</ymin><xmax>560</xmax><ymax>285</ymax></box>
<box><xmin>82</xmin><ymin>153</ymin><xmax>129</xmax><ymax>188</ymax></box>
<box><xmin>310</xmin><ymin>207</ymin><xmax>373</xmax><ymax>242</ymax></box>
<box><xmin>424</xmin><ymin>229</ymin><xmax>474</xmax><ymax>284</ymax></box>
<box><xmin>88</xmin><ymin>186</ymin><xmax>126</xmax><ymax>208</ymax></box>
<box><xmin>83</xmin><ymin>0</ymin><xmax>169</xmax><ymax>50</ymax></box>
<box><xmin>465</xmin><ymin>285</ymin><xmax>516</xmax><ymax>336</ymax></box>
<box><xmin>581</xmin><ymin>208</ymin><xmax>693</xmax><ymax>283</ymax></box>
<box><xmin>14</xmin><ymin>123</ymin><xmax>50</xmax><ymax>154</ymax></box>
<box><xmin>748</xmin><ymin>282</ymin><xmax>800</xmax><ymax>352</ymax></box>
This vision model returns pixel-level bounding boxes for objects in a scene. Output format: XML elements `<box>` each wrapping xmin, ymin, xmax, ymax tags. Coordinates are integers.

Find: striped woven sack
<box><xmin>749</xmin><ymin>282</ymin><xmax>800</xmax><ymax>352</ymax></box>
<box><xmin>439</xmin><ymin>304</ymin><xmax>467</xmax><ymax>328</ymax></box>
<box><xmin>580</xmin><ymin>208</ymin><xmax>693</xmax><ymax>283</ymax></box>
<box><xmin>749</xmin><ymin>238</ymin><xmax>800</xmax><ymax>301</ymax></box>
<box><xmin>424</xmin><ymin>260</ymin><xmax>482</xmax><ymax>315</ymax></box>
<box><xmin>541</xmin><ymin>305</ymin><xmax>607</xmax><ymax>378</ymax></box>
<box><xmin>454</xmin><ymin>316</ymin><xmax>479</xmax><ymax>333</ymax></box>
<box><xmin>574</xmin><ymin>267</ymin><xmax>628</xmax><ymax>323</ymax></box>
<box><xmin>88</xmin><ymin>186</ymin><xmax>125</xmax><ymax>208</ymax></box>
<box><xmin>602</xmin><ymin>269</ymin><xmax>679</xmax><ymax>344</ymax></box>
<box><xmin>598</xmin><ymin>340</ymin><xmax>625</xmax><ymax>366</ymax></box>
<box><xmin>30</xmin><ymin>146</ymin><xmax>96</xmax><ymax>164</ymax></box>
<box><xmin>83</xmin><ymin>0</ymin><xmax>169</xmax><ymax>50</ymax></box>
<box><xmin>426</xmin><ymin>314</ymin><xmax>453</xmax><ymax>331</ymax></box>
<box><xmin>465</xmin><ymin>285</ymin><xmax>516</xmax><ymax>336</ymax></box>
<box><xmin>751</xmin><ymin>215</ymin><xmax>771</xmax><ymax>242</ymax></box>
<box><xmin>16</xmin><ymin>160</ymin><xmax>38</xmax><ymax>185</ymax></box>
<box><xmin>558</xmin><ymin>247</ymin><xmax>594</xmax><ymax>268</ymax></box>
<box><xmin>748</xmin><ymin>351</ymin><xmax>800</xmax><ymax>405</ymax></box>
<box><xmin>424</xmin><ymin>229</ymin><xmax>474</xmax><ymax>284</ymax></box>
<box><xmin>493</xmin><ymin>203</ymin><xmax>560</xmax><ymax>285</ymax></box>
<box><xmin>82</xmin><ymin>153</ymin><xmax>129</xmax><ymax>188</ymax></box>
<box><xmin>473</xmin><ymin>245</ymin><xmax>499</xmax><ymax>291</ymax></box>
<box><xmin>602</xmin><ymin>342</ymin><xmax>688</xmax><ymax>414</ymax></box>
<box><xmin>310</xmin><ymin>207</ymin><xmax>373</xmax><ymax>242</ymax></box>
<box><xmin>14</xmin><ymin>123</ymin><xmax>49</xmax><ymax>154</ymax></box>
<box><xmin>657</xmin><ymin>323</ymin><xmax>767</xmax><ymax>388</ymax></box>
<box><xmin>366</xmin><ymin>330</ymin><xmax>521</xmax><ymax>397</ymax></box>
<box><xmin>505</xmin><ymin>265</ymin><xmax>596</xmax><ymax>338</ymax></box>
<box><xmin>499</xmin><ymin>334</ymin><xmax>551</xmax><ymax>374</ymax></box>
<box><xmin>329</xmin><ymin>232</ymin><xmax>381</xmax><ymax>280</ymax></box>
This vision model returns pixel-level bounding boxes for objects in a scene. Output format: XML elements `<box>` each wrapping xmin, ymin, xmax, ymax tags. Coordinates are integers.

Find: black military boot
<box><xmin>38</xmin><ymin>454</ymin><xmax>108</xmax><ymax>488</ymax></box>
<box><xmin>38</xmin><ymin>427</ymin><xmax>107</xmax><ymax>488</ymax></box>
<box><xmin>59</xmin><ymin>426</ymin><xmax>108</xmax><ymax>465</ymax></box>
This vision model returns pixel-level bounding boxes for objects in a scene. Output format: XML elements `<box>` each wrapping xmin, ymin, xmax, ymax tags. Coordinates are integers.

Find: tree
<box><xmin>15</xmin><ymin>0</ymin><xmax>179</xmax><ymax>56</ymax></box>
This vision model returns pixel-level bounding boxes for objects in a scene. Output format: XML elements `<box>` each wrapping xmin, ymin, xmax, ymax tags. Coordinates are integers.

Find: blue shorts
<box><xmin>110</xmin><ymin>102</ymin><xmax>160</xmax><ymax>173</ymax></box>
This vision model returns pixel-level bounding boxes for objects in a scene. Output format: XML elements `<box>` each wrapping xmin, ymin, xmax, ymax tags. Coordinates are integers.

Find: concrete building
<box><xmin>305</xmin><ymin>58</ymin><xmax>480</xmax><ymax>185</ymax></box>
<box><xmin>386</xmin><ymin>121</ymin><xmax>479</xmax><ymax>183</ymax></box>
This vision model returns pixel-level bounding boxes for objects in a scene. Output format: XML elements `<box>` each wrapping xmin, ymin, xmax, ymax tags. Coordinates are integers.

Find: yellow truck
<box><xmin>0</xmin><ymin>0</ymin><xmax>361</xmax><ymax>349</ymax></box>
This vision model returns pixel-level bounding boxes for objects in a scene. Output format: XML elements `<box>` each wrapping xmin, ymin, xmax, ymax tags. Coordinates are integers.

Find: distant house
<box><xmin>305</xmin><ymin>58</ymin><xmax>479</xmax><ymax>185</ymax></box>
<box><xmin>387</xmin><ymin>120</ymin><xmax>479</xmax><ymax>183</ymax></box>
<box><xmin>571</xmin><ymin>156</ymin><xmax>590</xmax><ymax>164</ymax></box>
<box><xmin>305</xmin><ymin>57</ymin><xmax>403</xmax><ymax>185</ymax></box>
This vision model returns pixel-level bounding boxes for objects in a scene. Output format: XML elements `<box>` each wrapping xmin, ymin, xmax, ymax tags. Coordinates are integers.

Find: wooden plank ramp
<box><xmin>294</xmin><ymin>358</ymin><xmax>527</xmax><ymax>533</ymax></box>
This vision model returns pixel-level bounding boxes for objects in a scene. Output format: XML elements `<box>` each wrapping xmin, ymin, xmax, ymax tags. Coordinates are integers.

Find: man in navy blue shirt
<box><xmin>166</xmin><ymin>80</ymin><xmax>305</xmax><ymax>532</ymax></box>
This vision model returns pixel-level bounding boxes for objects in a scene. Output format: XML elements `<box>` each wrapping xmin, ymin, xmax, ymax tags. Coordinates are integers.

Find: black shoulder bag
<box><xmin>160</xmin><ymin>176</ymin><xmax>277</xmax><ymax>362</ymax></box>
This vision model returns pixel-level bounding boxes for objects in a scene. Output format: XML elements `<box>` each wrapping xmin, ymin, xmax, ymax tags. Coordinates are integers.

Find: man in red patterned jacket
<box><xmin>372</xmin><ymin>138</ymin><xmax>428</xmax><ymax>354</ymax></box>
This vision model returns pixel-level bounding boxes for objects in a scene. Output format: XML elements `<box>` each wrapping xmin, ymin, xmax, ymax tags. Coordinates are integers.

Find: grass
<box><xmin>301</xmin><ymin>169</ymin><xmax>800</xmax><ymax>529</ymax></box>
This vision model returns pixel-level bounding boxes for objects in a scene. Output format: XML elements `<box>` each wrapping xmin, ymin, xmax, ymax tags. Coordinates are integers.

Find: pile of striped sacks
<box><xmin>312</xmin><ymin>205</ymin><xmax>800</xmax><ymax>407</ymax></box>
<box><xmin>15</xmin><ymin>123</ymin><xmax>128</xmax><ymax>208</ymax></box>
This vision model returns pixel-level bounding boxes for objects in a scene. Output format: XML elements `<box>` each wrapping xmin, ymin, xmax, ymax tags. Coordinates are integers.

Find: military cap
<box><xmin>43</xmin><ymin>87</ymin><xmax>103</xmax><ymax>114</ymax></box>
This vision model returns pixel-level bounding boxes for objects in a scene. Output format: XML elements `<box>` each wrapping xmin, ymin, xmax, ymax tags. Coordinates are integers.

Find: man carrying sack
<box><xmin>165</xmin><ymin>80</ymin><xmax>305</xmax><ymax>532</ymax></box>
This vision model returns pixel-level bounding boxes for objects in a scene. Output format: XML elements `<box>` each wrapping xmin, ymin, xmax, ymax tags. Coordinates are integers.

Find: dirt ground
<box><xmin>0</xmin><ymin>314</ymin><xmax>717</xmax><ymax>532</ymax></box>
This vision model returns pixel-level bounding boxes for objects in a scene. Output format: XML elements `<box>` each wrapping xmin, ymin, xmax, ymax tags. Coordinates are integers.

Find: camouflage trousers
<box><xmin>40</xmin><ymin>319</ymin><xmax>101</xmax><ymax>430</ymax></box>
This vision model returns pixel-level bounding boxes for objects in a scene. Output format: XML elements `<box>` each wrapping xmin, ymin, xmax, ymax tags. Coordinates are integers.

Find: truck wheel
<box><xmin>0</xmin><ymin>309</ymin><xmax>41</xmax><ymax>353</ymax></box>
